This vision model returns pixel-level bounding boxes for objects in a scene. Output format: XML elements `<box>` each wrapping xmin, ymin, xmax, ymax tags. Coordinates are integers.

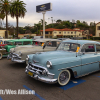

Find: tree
<box><xmin>0</xmin><ymin>12</ymin><xmax>5</xmax><ymax>28</ymax></box>
<box><xmin>0</xmin><ymin>0</ymin><xmax>11</xmax><ymax>38</ymax></box>
<box><xmin>10</xmin><ymin>0</ymin><xmax>27</xmax><ymax>38</ymax></box>
<box><xmin>56</xmin><ymin>19</ymin><xmax>62</xmax><ymax>24</ymax></box>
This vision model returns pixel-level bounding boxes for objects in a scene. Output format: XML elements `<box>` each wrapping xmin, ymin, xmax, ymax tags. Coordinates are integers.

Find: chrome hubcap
<box><xmin>59</xmin><ymin>71</ymin><xmax>69</xmax><ymax>84</ymax></box>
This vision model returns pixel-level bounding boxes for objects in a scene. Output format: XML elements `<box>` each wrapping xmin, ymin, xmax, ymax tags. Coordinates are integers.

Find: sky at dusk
<box><xmin>3</xmin><ymin>0</ymin><xmax>100</xmax><ymax>27</ymax></box>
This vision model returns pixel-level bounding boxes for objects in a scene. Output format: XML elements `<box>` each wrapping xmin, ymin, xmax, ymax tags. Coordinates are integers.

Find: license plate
<box><xmin>28</xmin><ymin>72</ymin><xmax>33</xmax><ymax>77</ymax></box>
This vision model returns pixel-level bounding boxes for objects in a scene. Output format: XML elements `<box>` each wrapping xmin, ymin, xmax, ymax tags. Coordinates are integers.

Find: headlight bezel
<box><xmin>46</xmin><ymin>61</ymin><xmax>52</xmax><ymax>68</ymax></box>
<box><xmin>18</xmin><ymin>51</ymin><xmax>22</xmax><ymax>56</ymax></box>
<box><xmin>26</xmin><ymin>55</ymin><xmax>29</xmax><ymax>65</ymax></box>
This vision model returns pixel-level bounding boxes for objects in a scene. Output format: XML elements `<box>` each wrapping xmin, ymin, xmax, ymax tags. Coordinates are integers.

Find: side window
<box><xmin>15</xmin><ymin>42</ymin><xmax>22</xmax><ymax>45</ymax></box>
<box><xmin>23</xmin><ymin>41</ymin><xmax>31</xmax><ymax>45</ymax></box>
<box><xmin>47</xmin><ymin>41</ymin><xmax>52</xmax><ymax>47</ymax></box>
<box><xmin>96</xmin><ymin>44</ymin><xmax>100</xmax><ymax>52</ymax></box>
<box><xmin>81</xmin><ymin>44</ymin><xmax>95</xmax><ymax>52</ymax></box>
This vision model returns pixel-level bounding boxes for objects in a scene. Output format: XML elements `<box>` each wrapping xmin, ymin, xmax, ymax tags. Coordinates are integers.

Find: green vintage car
<box><xmin>5</xmin><ymin>39</ymin><xmax>33</xmax><ymax>52</ymax></box>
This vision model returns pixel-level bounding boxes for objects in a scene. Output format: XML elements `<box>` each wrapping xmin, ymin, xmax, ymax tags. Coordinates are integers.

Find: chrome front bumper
<box><xmin>7</xmin><ymin>53</ymin><xmax>25</xmax><ymax>63</ymax></box>
<box><xmin>25</xmin><ymin>64</ymin><xmax>57</xmax><ymax>84</ymax></box>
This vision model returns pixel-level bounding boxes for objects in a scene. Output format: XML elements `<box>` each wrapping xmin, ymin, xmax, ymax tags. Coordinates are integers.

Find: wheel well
<box><xmin>67</xmin><ymin>69</ymin><xmax>75</xmax><ymax>79</ymax></box>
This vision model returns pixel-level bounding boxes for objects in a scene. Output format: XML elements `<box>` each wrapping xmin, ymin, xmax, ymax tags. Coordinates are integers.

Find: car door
<box><xmin>81</xmin><ymin>43</ymin><xmax>99</xmax><ymax>75</ymax></box>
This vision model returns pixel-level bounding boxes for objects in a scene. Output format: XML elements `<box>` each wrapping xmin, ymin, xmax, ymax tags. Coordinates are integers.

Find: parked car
<box><xmin>0</xmin><ymin>39</ymin><xmax>33</xmax><ymax>60</ymax></box>
<box><xmin>0</xmin><ymin>39</ymin><xmax>15</xmax><ymax>47</ymax></box>
<box><xmin>25</xmin><ymin>40</ymin><xmax>100</xmax><ymax>86</ymax></box>
<box><xmin>58</xmin><ymin>38</ymin><xmax>71</xmax><ymax>41</ymax></box>
<box><xmin>7</xmin><ymin>39</ymin><xmax>61</xmax><ymax>63</ymax></box>
<box><xmin>5</xmin><ymin>39</ymin><xmax>33</xmax><ymax>52</ymax></box>
<box><xmin>0</xmin><ymin>46</ymin><xmax>8</xmax><ymax>59</ymax></box>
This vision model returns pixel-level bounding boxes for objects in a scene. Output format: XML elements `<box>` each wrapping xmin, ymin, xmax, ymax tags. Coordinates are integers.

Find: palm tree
<box><xmin>0</xmin><ymin>0</ymin><xmax>10</xmax><ymax>38</ymax></box>
<box><xmin>0</xmin><ymin>12</ymin><xmax>5</xmax><ymax>28</ymax></box>
<box><xmin>10</xmin><ymin>0</ymin><xmax>27</xmax><ymax>38</ymax></box>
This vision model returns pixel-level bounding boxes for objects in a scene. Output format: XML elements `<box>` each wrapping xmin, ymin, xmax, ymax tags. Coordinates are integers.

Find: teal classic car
<box><xmin>25</xmin><ymin>40</ymin><xmax>100</xmax><ymax>86</ymax></box>
<box><xmin>5</xmin><ymin>39</ymin><xmax>33</xmax><ymax>52</ymax></box>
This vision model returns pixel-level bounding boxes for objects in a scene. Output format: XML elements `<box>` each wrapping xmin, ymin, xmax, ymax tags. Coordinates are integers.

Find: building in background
<box><xmin>18</xmin><ymin>33</ymin><xmax>36</xmax><ymax>39</ymax></box>
<box><xmin>40</xmin><ymin>28</ymin><xmax>87</xmax><ymax>38</ymax></box>
<box><xmin>0</xmin><ymin>30</ymin><xmax>6</xmax><ymax>38</ymax></box>
<box><xmin>95</xmin><ymin>22</ymin><xmax>100</xmax><ymax>37</ymax></box>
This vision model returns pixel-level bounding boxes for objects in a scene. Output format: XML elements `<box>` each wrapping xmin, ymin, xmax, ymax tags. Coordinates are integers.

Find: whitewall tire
<box><xmin>58</xmin><ymin>69</ymin><xmax>71</xmax><ymax>86</ymax></box>
<box><xmin>0</xmin><ymin>52</ymin><xmax>2</xmax><ymax>60</ymax></box>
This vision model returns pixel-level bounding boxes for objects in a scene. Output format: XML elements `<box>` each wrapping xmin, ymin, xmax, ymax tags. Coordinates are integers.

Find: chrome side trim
<box><xmin>58</xmin><ymin>61</ymin><xmax>99</xmax><ymax>71</ymax></box>
<box><xmin>75</xmin><ymin>69</ymin><xmax>100</xmax><ymax>78</ymax></box>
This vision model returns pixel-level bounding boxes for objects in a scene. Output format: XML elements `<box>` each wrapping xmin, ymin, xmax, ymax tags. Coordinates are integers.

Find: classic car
<box><xmin>7</xmin><ymin>39</ymin><xmax>61</xmax><ymax>63</ymax></box>
<box><xmin>25</xmin><ymin>40</ymin><xmax>100</xmax><ymax>86</ymax></box>
<box><xmin>0</xmin><ymin>46</ymin><xmax>8</xmax><ymax>59</ymax></box>
<box><xmin>5</xmin><ymin>39</ymin><xmax>33</xmax><ymax>52</ymax></box>
<box><xmin>0</xmin><ymin>39</ymin><xmax>15</xmax><ymax>45</ymax></box>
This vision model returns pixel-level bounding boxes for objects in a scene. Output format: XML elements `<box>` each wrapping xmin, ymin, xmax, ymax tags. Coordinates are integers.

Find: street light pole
<box><xmin>51</xmin><ymin>17</ymin><xmax>53</xmax><ymax>28</ymax></box>
<box><xmin>42</xmin><ymin>11</ymin><xmax>46</xmax><ymax>39</ymax></box>
<box><xmin>48</xmin><ymin>18</ymin><xmax>50</xmax><ymax>25</ymax></box>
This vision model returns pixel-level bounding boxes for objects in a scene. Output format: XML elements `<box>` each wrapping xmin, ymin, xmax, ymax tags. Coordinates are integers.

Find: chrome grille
<box><xmin>28</xmin><ymin>64</ymin><xmax>47</xmax><ymax>75</ymax></box>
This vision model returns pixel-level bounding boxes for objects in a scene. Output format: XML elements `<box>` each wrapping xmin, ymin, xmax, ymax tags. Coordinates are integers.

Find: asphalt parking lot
<box><xmin>0</xmin><ymin>58</ymin><xmax>100</xmax><ymax>100</ymax></box>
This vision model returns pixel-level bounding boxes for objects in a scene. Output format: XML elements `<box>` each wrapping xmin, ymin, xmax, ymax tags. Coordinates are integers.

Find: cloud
<box><xmin>2</xmin><ymin>0</ymin><xmax>100</xmax><ymax>27</ymax></box>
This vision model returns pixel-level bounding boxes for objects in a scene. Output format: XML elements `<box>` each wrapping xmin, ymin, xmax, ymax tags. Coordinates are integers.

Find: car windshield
<box><xmin>57</xmin><ymin>42</ymin><xmax>80</xmax><ymax>52</ymax></box>
<box><xmin>6</xmin><ymin>42</ymin><xmax>13</xmax><ymax>45</ymax></box>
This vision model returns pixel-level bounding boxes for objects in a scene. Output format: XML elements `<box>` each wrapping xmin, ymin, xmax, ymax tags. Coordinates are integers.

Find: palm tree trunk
<box><xmin>16</xmin><ymin>15</ymin><xmax>18</xmax><ymax>38</ymax></box>
<box><xmin>6</xmin><ymin>11</ymin><xmax>8</xmax><ymax>38</ymax></box>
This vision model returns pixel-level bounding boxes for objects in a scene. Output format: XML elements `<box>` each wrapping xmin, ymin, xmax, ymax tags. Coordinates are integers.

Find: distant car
<box><xmin>58</xmin><ymin>38</ymin><xmax>71</xmax><ymax>41</ymax></box>
<box><xmin>5</xmin><ymin>39</ymin><xmax>33</xmax><ymax>53</ymax></box>
<box><xmin>0</xmin><ymin>39</ymin><xmax>33</xmax><ymax>60</ymax></box>
<box><xmin>7</xmin><ymin>39</ymin><xmax>61</xmax><ymax>63</ymax></box>
<box><xmin>0</xmin><ymin>39</ymin><xmax>15</xmax><ymax>46</ymax></box>
<box><xmin>25</xmin><ymin>40</ymin><xmax>100</xmax><ymax>86</ymax></box>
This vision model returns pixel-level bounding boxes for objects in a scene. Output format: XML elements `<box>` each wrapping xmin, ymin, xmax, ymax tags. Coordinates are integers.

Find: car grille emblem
<box><xmin>33</xmin><ymin>60</ymin><xmax>39</xmax><ymax>63</ymax></box>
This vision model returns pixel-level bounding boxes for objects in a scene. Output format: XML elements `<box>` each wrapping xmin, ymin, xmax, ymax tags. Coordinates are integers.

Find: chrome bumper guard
<box><xmin>7</xmin><ymin>53</ymin><xmax>25</xmax><ymax>63</ymax></box>
<box><xmin>25</xmin><ymin>64</ymin><xmax>57</xmax><ymax>84</ymax></box>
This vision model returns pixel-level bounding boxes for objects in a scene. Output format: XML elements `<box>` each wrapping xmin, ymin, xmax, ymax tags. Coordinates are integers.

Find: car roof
<box><xmin>63</xmin><ymin>40</ymin><xmax>100</xmax><ymax>45</ymax></box>
<box><xmin>34</xmin><ymin>38</ymin><xmax>61</xmax><ymax>42</ymax></box>
<box><xmin>0</xmin><ymin>39</ymin><xmax>15</xmax><ymax>41</ymax></box>
<box><xmin>6</xmin><ymin>39</ymin><xmax>33</xmax><ymax>42</ymax></box>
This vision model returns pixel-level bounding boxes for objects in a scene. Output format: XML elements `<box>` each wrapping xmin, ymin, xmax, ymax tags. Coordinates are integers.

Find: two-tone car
<box><xmin>7</xmin><ymin>39</ymin><xmax>61</xmax><ymax>63</ymax></box>
<box><xmin>25</xmin><ymin>40</ymin><xmax>100</xmax><ymax>86</ymax></box>
<box><xmin>0</xmin><ymin>39</ymin><xmax>33</xmax><ymax>60</ymax></box>
<box><xmin>5</xmin><ymin>39</ymin><xmax>33</xmax><ymax>53</ymax></box>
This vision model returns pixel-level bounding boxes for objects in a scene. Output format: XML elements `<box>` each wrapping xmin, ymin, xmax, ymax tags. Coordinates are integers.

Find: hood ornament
<box><xmin>33</xmin><ymin>60</ymin><xmax>39</xmax><ymax>63</ymax></box>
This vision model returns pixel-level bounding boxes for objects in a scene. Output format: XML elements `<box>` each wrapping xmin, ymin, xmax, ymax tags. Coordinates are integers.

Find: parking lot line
<box><xmin>23</xmin><ymin>85</ymin><xmax>45</xmax><ymax>100</ymax></box>
<box><xmin>93</xmin><ymin>75</ymin><xmax>100</xmax><ymax>78</ymax></box>
<box><xmin>0</xmin><ymin>96</ymin><xmax>3</xmax><ymax>100</ymax></box>
<box><xmin>60</xmin><ymin>79</ymin><xmax>86</xmax><ymax>90</ymax></box>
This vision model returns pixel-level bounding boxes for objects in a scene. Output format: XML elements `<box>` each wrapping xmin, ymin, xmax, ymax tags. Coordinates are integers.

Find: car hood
<box><xmin>14</xmin><ymin>46</ymin><xmax>43</xmax><ymax>54</ymax></box>
<box><xmin>32</xmin><ymin>51</ymin><xmax>77</xmax><ymax>66</ymax></box>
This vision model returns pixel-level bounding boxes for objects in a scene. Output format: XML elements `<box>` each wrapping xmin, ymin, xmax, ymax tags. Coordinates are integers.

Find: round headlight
<box><xmin>46</xmin><ymin>61</ymin><xmax>52</xmax><ymax>68</ymax></box>
<box><xmin>19</xmin><ymin>51</ymin><xmax>22</xmax><ymax>56</ymax></box>
<box><xmin>26</xmin><ymin>55</ymin><xmax>29</xmax><ymax>65</ymax></box>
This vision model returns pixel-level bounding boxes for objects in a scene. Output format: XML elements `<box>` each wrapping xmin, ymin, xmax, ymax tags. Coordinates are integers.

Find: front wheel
<box><xmin>58</xmin><ymin>69</ymin><xmax>71</xmax><ymax>86</ymax></box>
<box><xmin>0</xmin><ymin>52</ymin><xmax>2</xmax><ymax>60</ymax></box>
